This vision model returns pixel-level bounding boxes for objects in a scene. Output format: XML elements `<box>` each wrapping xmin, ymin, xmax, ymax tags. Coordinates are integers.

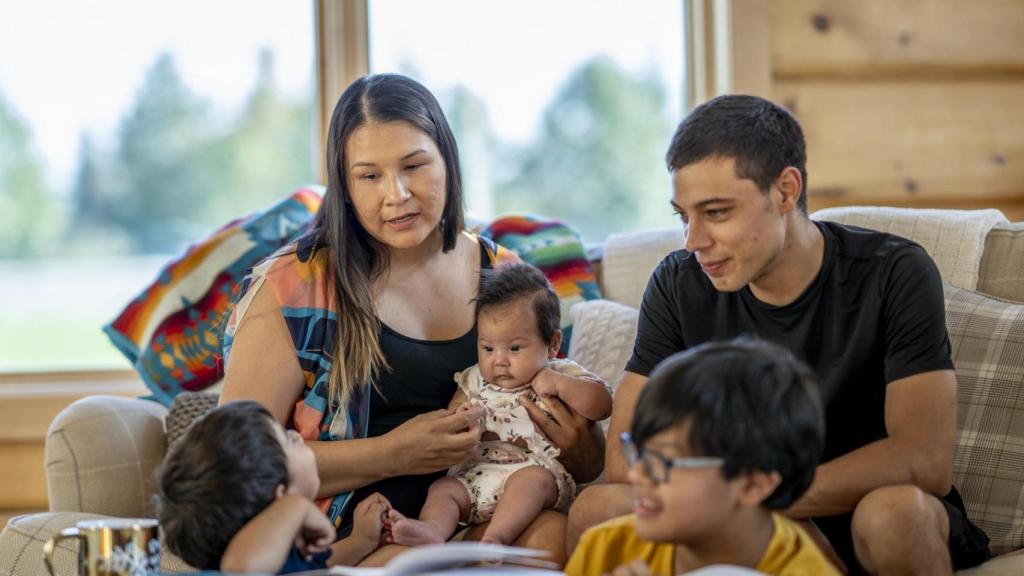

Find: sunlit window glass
<box><xmin>0</xmin><ymin>1</ymin><xmax>316</xmax><ymax>370</ymax></box>
<box><xmin>368</xmin><ymin>0</ymin><xmax>685</xmax><ymax>242</ymax></box>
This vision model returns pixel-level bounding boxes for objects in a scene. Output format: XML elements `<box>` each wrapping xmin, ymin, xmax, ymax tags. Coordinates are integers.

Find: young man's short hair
<box><xmin>155</xmin><ymin>401</ymin><xmax>288</xmax><ymax>570</ymax></box>
<box><xmin>665</xmin><ymin>94</ymin><xmax>809</xmax><ymax>212</ymax></box>
<box><xmin>475</xmin><ymin>262</ymin><xmax>560</xmax><ymax>346</ymax></box>
<box><xmin>631</xmin><ymin>338</ymin><xmax>824</xmax><ymax>509</ymax></box>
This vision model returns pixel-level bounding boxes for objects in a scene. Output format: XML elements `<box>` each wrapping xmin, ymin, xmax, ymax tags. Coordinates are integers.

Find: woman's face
<box><xmin>344</xmin><ymin>120</ymin><xmax>447</xmax><ymax>251</ymax></box>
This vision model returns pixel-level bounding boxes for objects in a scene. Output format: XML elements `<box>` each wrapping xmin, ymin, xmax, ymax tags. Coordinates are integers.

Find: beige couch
<box><xmin>2</xmin><ymin>207</ymin><xmax>1022</xmax><ymax>575</ymax></box>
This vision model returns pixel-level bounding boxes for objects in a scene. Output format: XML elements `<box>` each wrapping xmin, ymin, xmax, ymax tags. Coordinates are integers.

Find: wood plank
<box><xmin>731</xmin><ymin>0</ymin><xmax>773</xmax><ymax>97</ymax></box>
<box><xmin>0</xmin><ymin>442</ymin><xmax>48</xmax><ymax>510</ymax></box>
<box><xmin>774</xmin><ymin>80</ymin><xmax>1024</xmax><ymax>205</ymax></box>
<box><xmin>772</xmin><ymin>0</ymin><xmax>1024</xmax><ymax>78</ymax></box>
<box><xmin>809</xmin><ymin>196</ymin><xmax>1024</xmax><ymax>224</ymax></box>
<box><xmin>0</xmin><ymin>375</ymin><xmax>147</xmax><ymax>442</ymax></box>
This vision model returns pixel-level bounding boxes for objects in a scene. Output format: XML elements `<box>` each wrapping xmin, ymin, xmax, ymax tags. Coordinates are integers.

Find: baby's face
<box><xmin>477</xmin><ymin>298</ymin><xmax>554</xmax><ymax>390</ymax></box>
<box><xmin>269</xmin><ymin>418</ymin><xmax>320</xmax><ymax>500</ymax></box>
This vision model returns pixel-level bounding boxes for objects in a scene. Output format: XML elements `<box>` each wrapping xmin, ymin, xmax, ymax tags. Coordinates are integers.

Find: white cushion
<box><xmin>601</xmin><ymin>228</ymin><xmax>681</xmax><ymax>309</ymax></box>
<box><xmin>811</xmin><ymin>206</ymin><xmax>1008</xmax><ymax>290</ymax></box>
<box><xmin>567</xmin><ymin>299</ymin><xmax>640</xmax><ymax>433</ymax></box>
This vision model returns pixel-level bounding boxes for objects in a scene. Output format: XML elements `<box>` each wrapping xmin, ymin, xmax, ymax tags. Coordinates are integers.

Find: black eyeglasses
<box><xmin>620</xmin><ymin>432</ymin><xmax>723</xmax><ymax>485</ymax></box>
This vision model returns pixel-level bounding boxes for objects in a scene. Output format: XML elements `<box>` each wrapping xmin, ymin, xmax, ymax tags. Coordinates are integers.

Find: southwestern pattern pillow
<box><xmin>103</xmin><ymin>187</ymin><xmax>322</xmax><ymax>405</ymax></box>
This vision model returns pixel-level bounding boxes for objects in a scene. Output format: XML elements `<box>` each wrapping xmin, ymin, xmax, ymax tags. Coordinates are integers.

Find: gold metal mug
<box><xmin>43</xmin><ymin>518</ymin><xmax>160</xmax><ymax>576</ymax></box>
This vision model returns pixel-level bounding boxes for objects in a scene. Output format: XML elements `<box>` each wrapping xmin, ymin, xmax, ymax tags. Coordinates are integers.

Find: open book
<box><xmin>318</xmin><ymin>542</ymin><xmax>561</xmax><ymax>575</ymax></box>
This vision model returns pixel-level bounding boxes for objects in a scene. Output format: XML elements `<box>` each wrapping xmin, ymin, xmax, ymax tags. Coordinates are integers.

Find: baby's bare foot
<box><xmin>387</xmin><ymin>509</ymin><xmax>447</xmax><ymax>546</ymax></box>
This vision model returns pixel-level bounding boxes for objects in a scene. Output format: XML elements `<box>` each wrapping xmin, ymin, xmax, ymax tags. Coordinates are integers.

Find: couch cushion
<box><xmin>979</xmin><ymin>223</ymin><xmax>1024</xmax><ymax>304</ymax></box>
<box><xmin>0</xmin><ymin>512</ymin><xmax>195</xmax><ymax>576</ymax></box>
<box><xmin>810</xmin><ymin>206</ymin><xmax>1008</xmax><ymax>291</ymax></box>
<box><xmin>946</xmin><ymin>284</ymin><xmax>1024</xmax><ymax>556</ymax></box>
<box><xmin>103</xmin><ymin>187</ymin><xmax>322</xmax><ymax>405</ymax></box>
<box><xmin>567</xmin><ymin>299</ymin><xmax>639</xmax><ymax>433</ymax></box>
<box><xmin>45</xmin><ymin>396</ymin><xmax>168</xmax><ymax>519</ymax></box>
<box><xmin>601</xmin><ymin>228</ymin><xmax>681</xmax><ymax>309</ymax></box>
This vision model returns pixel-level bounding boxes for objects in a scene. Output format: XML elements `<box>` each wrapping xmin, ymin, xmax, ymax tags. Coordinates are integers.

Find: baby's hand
<box><xmin>530</xmin><ymin>367</ymin><xmax>560</xmax><ymax>398</ymax></box>
<box><xmin>351</xmin><ymin>492</ymin><xmax>391</xmax><ymax>550</ymax></box>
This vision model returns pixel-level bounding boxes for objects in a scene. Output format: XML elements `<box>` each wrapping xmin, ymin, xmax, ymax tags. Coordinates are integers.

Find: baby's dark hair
<box><xmin>155</xmin><ymin>400</ymin><xmax>289</xmax><ymax>570</ymax></box>
<box><xmin>475</xmin><ymin>262</ymin><xmax>560</xmax><ymax>345</ymax></box>
<box><xmin>631</xmin><ymin>338</ymin><xmax>824</xmax><ymax>509</ymax></box>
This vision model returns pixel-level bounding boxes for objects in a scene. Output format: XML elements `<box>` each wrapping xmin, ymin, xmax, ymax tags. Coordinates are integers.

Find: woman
<box><xmin>219</xmin><ymin>74</ymin><xmax>602</xmax><ymax>565</ymax></box>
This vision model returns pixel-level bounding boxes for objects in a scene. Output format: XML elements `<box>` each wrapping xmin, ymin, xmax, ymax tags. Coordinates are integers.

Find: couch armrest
<box><xmin>45</xmin><ymin>396</ymin><xmax>168</xmax><ymax>518</ymax></box>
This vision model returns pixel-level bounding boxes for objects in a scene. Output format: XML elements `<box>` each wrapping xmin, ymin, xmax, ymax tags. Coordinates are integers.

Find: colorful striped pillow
<box><xmin>482</xmin><ymin>214</ymin><xmax>602</xmax><ymax>356</ymax></box>
<box><xmin>103</xmin><ymin>187</ymin><xmax>322</xmax><ymax>405</ymax></box>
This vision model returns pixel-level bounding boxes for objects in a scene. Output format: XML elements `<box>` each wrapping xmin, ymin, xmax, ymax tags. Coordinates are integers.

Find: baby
<box><xmin>388</xmin><ymin>262</ymin><xmax>612</xmax><ymax>546</ymax></box>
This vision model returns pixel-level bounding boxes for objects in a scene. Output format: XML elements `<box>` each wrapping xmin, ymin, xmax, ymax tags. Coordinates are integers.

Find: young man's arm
<box><xmin>786</xmin><ymin>368</ymin><xmax>956</xmax><ymax>518</ymax></box>
<box><xmin>221</xmin><ymin>494</ymin><xmax>334</xmax><ymax>574</ymax></box>
<box><xmin>603</xmin><ymin>371</ymin><xmax>649</xmax><ymax>482</ymax></box>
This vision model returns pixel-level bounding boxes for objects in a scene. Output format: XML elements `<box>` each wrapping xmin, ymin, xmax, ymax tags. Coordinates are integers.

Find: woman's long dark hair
<box><xmin>311</xmin><ymin>74</ymin><xmax>464</xmax><ymax>435</ymax></box>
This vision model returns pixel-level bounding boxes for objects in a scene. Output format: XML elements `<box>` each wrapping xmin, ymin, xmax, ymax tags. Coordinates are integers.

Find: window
<box><xmin>367</xmin><ymin>0</ymin><xmax>686</xmax><ymax>242</ymax></box>
<box><xmin>0</xmin><ymin>1</ymin><xmax>316</xmax><ymax>371</ymax></box>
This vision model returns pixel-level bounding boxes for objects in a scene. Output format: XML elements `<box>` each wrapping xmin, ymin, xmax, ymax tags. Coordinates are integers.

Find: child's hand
<box><xmin>295</xmin><ymin>500</ymin><xmax>335</xmax><ymax>558</ymax></box>
<box><xmin>530</xmin><ymin>367</ymin><xmax>560</xmax><ymax>398</ymax></box>
<box><xmin>351</xmin><ymin>492</ymin><xmax>391</xmax><ymax>550</ymax></box>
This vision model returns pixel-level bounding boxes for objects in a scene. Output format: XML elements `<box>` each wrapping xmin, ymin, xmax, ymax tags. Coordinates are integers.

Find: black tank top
<box><xmin>338</xmin><ymin>241</ymin><xmax>492</xmax><ymax>534</ymax></box>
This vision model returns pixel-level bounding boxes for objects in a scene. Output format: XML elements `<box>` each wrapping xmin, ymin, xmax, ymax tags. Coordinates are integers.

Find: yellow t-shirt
<box><xmin>564</xmin><ymin>513</ymin><xmax>840</xmax><ymax>576</ymax></box>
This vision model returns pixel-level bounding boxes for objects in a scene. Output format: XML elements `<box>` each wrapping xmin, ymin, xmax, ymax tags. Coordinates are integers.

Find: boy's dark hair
<box><xmin>475</xmin><ymin>263</ymin><xmax>560</xmax><ymax>345</ymax></box>
<box><xmin>155</xmin><ymin>401</ymin><xmax>289</xmax><ymax>570</ymax></box>
<box><xmin>631</xmin><ymin>338</ymin><xmax>824</xmax><ymax>509</ymax></box>
<box><xmin>665</xmin><ymin>94</ymin><xmax>809</xmax><ymax>212</ymax></box>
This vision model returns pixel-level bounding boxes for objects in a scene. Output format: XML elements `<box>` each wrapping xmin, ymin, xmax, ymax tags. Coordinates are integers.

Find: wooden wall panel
<box><xmin>0</xmin><ymin>443</ymin><xmax>47</xmax><ymax>509</ymax></box>
<box><xmin>772</xmin><ymin>0</ymin><xmax>1024</xmax><ymax>78</ymax></box>
<box><xmin>774</xmin><ymin>80</ymin><xmax>1024</xmax><ymax>214</ymax></box>
<box><xmin>0</xmin><ymin>374</ymin><xmax>148</xmax><ymax>513</ymax></box>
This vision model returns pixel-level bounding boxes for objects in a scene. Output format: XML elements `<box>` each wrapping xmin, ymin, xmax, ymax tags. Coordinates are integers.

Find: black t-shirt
<box><xmin>625</xmin><ymin>220</ymin><xmax>954</xmax><ymax>462</ymax></box>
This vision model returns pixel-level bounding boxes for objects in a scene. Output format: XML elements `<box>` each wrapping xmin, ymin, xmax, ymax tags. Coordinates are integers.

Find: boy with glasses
<box><xmin>565</xmin><ymin>339</ymin><xmax>839</xmax><ymax>576</ymax></box>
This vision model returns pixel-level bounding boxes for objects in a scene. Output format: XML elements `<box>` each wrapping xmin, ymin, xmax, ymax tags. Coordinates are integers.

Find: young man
<box><xmin>568</xmin><ymin>95</ymin><xmax>989</xmax><ymax>575</ymax></box>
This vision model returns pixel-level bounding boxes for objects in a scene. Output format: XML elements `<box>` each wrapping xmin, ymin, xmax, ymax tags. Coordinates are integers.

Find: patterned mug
<box><xmin>43</xmin><ymin>518</ymin><xmax>160</xmax><ymax>576</ymax></box>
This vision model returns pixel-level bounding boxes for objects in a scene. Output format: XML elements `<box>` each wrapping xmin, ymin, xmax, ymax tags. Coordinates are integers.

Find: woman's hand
<box><xmin>519</xmin><ymin>395</ymin><xmax>605</xmax><ymax>483</ymax></box>
<box><xmin>384</xmin><ymin>407</ymin><xmax>484</xmax><ymax>476</ymax></box>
